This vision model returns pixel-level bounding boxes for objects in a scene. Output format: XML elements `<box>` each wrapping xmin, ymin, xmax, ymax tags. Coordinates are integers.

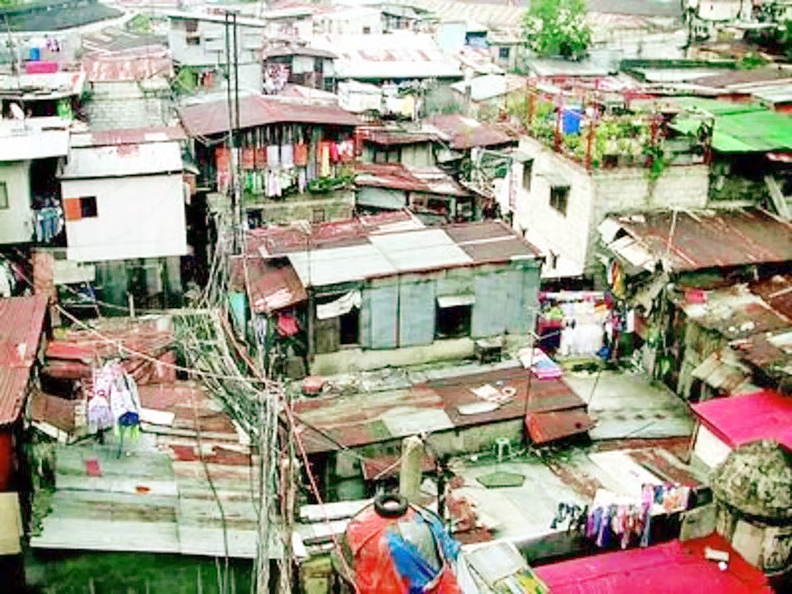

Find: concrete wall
<box><xmin>62</xmin><ymin>173</ymin><xmax>188</xmax><ymax>262</ymax></box>
<box><xmin>254</xmin><ymin>189</ymin><xmax>355</xmax><ymax>224</ymax></box>
<box><xmin>169</xmin><ymin>19</ymin><xmax>263</xmax><ymax>90</ymax></box>
<box><xmin>0</xmin><ymin>161</ymin><xmax>33</xmax><ymax>244</ymax></box>
<box><xmin>86</xmin><ymin>81</ymin><xmax>172</xmax><ymax>131</ymax></box>
<box><xmin>514</xmin><ymin>136</ymin><xmax>709</xmax><ymax>276</ymax></box>
<box><xmin>513</xmin><ymin>138</ymin><xmax>596</xmax><ymax>277</ymax></box>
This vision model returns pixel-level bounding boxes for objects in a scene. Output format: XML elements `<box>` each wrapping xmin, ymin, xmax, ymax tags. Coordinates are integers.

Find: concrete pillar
<box><xmin>399</xmin><ymin>435</ymin><xmax>423</xmax><ymax>504</ymax></box>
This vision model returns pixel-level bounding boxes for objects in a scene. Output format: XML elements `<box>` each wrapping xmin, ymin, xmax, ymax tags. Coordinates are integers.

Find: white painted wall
<box><xmin>513</xmin><ymin>138</ymin><xmax>596</xmax><ymax>278</ymax></box>
<box><xmin>513</xmin><ymin>136</ymin><xmax>709</xmax><ymax>277</ymax></box>
<box><xmin>0</xmin><ymin>161</ymin><xmax>34</xmax><ymax>244</ymax></box>
<box><xmin>62</xmin><ymin>174</ymin><xmax>187</xmax><ymax>262</ymax></box>
<box><xmin>692</xmin><ymin>424</ymin><xmax>733</xmax><ymax>470</ymax></box>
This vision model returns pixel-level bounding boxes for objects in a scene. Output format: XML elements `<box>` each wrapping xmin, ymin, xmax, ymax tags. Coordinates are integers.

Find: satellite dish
<box><xmin>10</xmin><ymin>103</ymin><xmax>25</xmax><ymax>120</ymax></box>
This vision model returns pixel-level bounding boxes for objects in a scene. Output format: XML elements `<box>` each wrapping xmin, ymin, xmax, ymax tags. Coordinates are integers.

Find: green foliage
<box><xmin>522</xmin><ymin>0</ymin><xmax>591</xmax><ymax>59</ymax></box>
<box><xmin>738</xmin><ymin>52</ymin><xmax>768</xmax><ymax>70</ymax></box>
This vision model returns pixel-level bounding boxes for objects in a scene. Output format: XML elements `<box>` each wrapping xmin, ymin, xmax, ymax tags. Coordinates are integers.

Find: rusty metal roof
<box><xmin>179</xmin><ymin>93</ymin><xmax>360</xmax><ymax>138</ymax></box>
<box><xmin>426</xmin><ymin>114</ymin><xmax>516</xmax><ymax>150</ymax></box>
<box><xmin>602</xmin><ymin>208</ymin><xmax>792</xmax><ymax>272</ymax></box>
<box><xmin>252</xmin><ymin>218</ymin><xmax>539</xmax><ymax>288</ymax></box>
<box><xmin>294</xmin><ymin>366</ymin><xmax>588</xmax><ymax>454</ymax></box>
<box><xmin>749</xmin><ymin>273</ymin><xmax>792</xmax><ymax>320</ymax></box>
<box><xmin>354</xmin><ymin>163</ymin><xmax>470</xmax><ymax>197</ymax></box>
<box><xmin>363</xmin><ymin>128</ymin><xmax>437</xmax><ymax>146</ymax></box>
<box><xmin>0</xmin><ymin>295</ymin><xmax>47</xmax><ymax>426</ymax></box>
<box><xmin>526</xmin><ymin>410</ymin><xmax>595</xmax><ymax>445</ymax></box>
<box><xmin>234</xmin><ymin>255</ymin><xmax>307</xmax><ymax>314</ymax></box>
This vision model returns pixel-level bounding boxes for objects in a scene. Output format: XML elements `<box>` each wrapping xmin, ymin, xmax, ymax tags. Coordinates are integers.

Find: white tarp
<box><xmin>316</xmin><ymin>290</ymin><xmax>361</xmax><ymax>320</ymax></box>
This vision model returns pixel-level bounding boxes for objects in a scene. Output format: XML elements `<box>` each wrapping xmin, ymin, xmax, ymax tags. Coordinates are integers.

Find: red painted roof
<box><xmin>179</xmin><ymin>93</ymin><xmax>360</xmax><ymax>137</ymax></box>
<box><xmin>0</xmin><ymin>295</ymin><xmax>48</xmax><ymax>426</ymax></box>
<box><xmin>535</xmin><ymin>534</ymin><xmax>772</xmax><ymax>594</ymax></box>
<box><xmin>692</xmin><ymin>390</ymin><xmax>792</xmax><ymax>450</ymax></box>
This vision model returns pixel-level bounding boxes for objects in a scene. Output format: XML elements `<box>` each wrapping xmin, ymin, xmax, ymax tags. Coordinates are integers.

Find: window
<box><xmin>362</xmin><ymin>26</ymin><xmax>371</xmax><ymax>34</ymax></box>
<box><xmin>80</xmin><ymin>196</ymin><xmax>98</xmax><ymax>218</ymax></box>
<box><xmin>312</xmin><ymin>207</ymin><xmax>325</xmax><ymax>224</ymax></box>
<box><xmin>549</xmin><ymin>186</ymin><xmax>569</xmax><ymax>216</ymax></box>
<box><xmin>184</xmin><ymin>19</ymin><xmax>198</xmax><ymax>33</ymax></box>
<box><xmin>0</xmin><ymin>182</ymin><xmax>8</xmax><ymax>210</ymax></box>
<box><xmin>436</xmin><ymin>298</ymin><xmax>473</xmax><ymax>339</ymax></box>
<box><xmin>186</xmin><ymin>36</ymin><xmax>200</xmax><ymax>46</ymax></box>
<box><xmin>339</xmin><ymin>308</ymin><xmax>359</xmax><ymax>345</ymax></box>
<box><xmin>522</xmin><ymin>160</ymin><xmax>533</xmax><ymax>191</ymax></box>
<box><xmin>499</xmin><ymin>47</ymin><xmax>510</xmax><ymax>59</ymax></box>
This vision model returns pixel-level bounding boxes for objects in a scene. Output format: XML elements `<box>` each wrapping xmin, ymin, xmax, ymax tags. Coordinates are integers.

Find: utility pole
<box><xmin>224</xmin><ymin>11</ymin><xmax>242</xmax><ymax>254</ymax></box>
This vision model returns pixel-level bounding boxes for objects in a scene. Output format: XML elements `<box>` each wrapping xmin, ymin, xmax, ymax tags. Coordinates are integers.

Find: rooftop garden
<box><xmin>504</xmin><ymin>92</ymin><xmax>703</xmax><ymax>176</ymax></box>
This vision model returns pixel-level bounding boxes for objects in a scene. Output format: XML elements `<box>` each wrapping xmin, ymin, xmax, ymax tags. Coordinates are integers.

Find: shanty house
<box><xmin>598</xmin><ymin>208</ymin><xmax>792</xmax><ymax>398</ymax></box>
<box><xmin>179</xmin><ymin>92</ymin><xmax>360</xmax><ymax>225</ymax></box>
<box><xmin>242</xmin><ymin>214</ymin><xmax>542</xmax><ymax>376</ymax></box>
<box><xmin>0</xmin><ymin>295</ymin><xmax>47</xmax><ymax>576</ymax></box>
<box><xmin>0</xmin><ymin>117</ymin><xmax>70</xmax><ymax>245</ymax></box>
<box><xmin>58</xmin><ymin>129</ymin><xmax>188</xmax><ymax>308</ymax></box>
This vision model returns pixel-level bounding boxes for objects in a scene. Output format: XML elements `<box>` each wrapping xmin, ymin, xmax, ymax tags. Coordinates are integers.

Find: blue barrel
<box><xmin>562</xmin><ymin>109</ymin><xmax>583</xmax><ymax>135</ymax></box>
<box><xmin>29</xmin><ymin>47</ymin><xmax>41</xmax><ymax>61</ymax></box>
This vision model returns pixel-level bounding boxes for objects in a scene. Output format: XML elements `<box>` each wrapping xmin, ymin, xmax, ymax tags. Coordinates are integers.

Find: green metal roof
<box><xmin>670</xmin><ymin>98</ymin><xmax>792</xmax><ymax>153</ymax></box>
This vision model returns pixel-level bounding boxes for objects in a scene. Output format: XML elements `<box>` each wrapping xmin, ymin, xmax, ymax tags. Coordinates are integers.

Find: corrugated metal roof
<box><xmin>179</xmin><ymin>93</ymin><xmax>359</xmax><ymax>138</ymax></box>
<box><xmin>426</xmin><ymin>114</ymin><xmax>516</xmax><ymax>150</ymax></box>
<box><xmin>233</xmin><ymin>255</ymin><xmax>307</xmax><ymax>314</ymax></box>
<box><xmin>671</xmin><ymin>101</ymin><xmax>792</xmax><ymax>153</ymax></box>
<box><xmin>0</xmin><ymin>295</ymin><xmax>47</xmax><ymax>426</ymax></box>
<box><xmin>692</xmin><ymin>389</ymin><xmax>792</xmax><ymax>451</ymax></box>
<box><xmin>0</xmin><ymin>71</ymin><xmax>85</xmax><ymax>99</ymax></box>
<box><xmin>60</xmin><ymin>140</ymin><xmax>184</xmax><ymax>179</ymax></box>
<box><xmin>601</xmin><ymin>208</ymin><xmax>792</xmax><ymax>272</ymax></box>
<box><xmin>295</xmin><ymin>366</ymin><xmax>587</xmax><ymax>454</ymax></box>
<box><xmin>260</xmin><ymin>220</ymin><xmax>537</xmax><ymax>287</ymax></box>
<box><xmin>0</xmin><ymin>122</ymin><xmax>69</xmax><ymax>161</ymax></box>
<box><xmin>450</xmin><ymin>74</ymin><xmax>525</xmax><ymax>102</ymax></box>
<box><xmin>69</xmin><ymin>126</ymin><xmax>187</xmax><ymax>148</ymax></box>
<box><xmin>31</xmin><ymin>380</ymin><xmax>290</xmax><ymax>559</ymax></box>
<box><xmin>526</xmin><ymin>409</ymin><xmax>595</xmax><ymax>445</ymax></box>
<box><xmin>312</xmin><ymin>32</ymin><xmax>462</xmax><ymax>80</ymax></box>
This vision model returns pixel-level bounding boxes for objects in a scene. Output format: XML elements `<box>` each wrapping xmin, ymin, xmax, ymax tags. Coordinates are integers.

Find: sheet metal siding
<box><xmin>471</xmin><ymin>271</ymin><xmax>509</xmax><ymax>338</ymax></box>
<box><xmin>356</xmin><ymin>186</ymin><xmax>407</xmax><ymax>210</ymax></box>
<box><xmin>362</xmin><ymin>284</ymin><xmax>399</xmax><ymax>349</ymax></box>
<box><xmin>514</xmin><ymin>264</ymin><xmax>541</xmax><ymax>334</ymax></box>
<box><xmin>398</xmin><ymin>280</ymin><xmax>435</xmax><ymax>347</ymax></box>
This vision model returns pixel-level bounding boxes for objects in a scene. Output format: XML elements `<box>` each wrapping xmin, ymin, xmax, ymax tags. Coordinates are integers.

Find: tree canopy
<box><xmin>522</xmin><ymin>0</ymin><xmax>592</xmax><ymax>60</ymax></box>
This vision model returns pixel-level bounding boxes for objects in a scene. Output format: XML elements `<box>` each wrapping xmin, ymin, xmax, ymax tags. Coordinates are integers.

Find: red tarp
<box><xmin>344</xmin><ymin>504</ymin><xmax>460</xmax><ymax>594</ymax></box>
<box><xmin>534</xmin><ymin>534</ymin><xmax>773</xmax><ymax>594</ymax></box>
<box><xmin>691</xmin><ymin>389</ymin><xmax>792</xmax><ymax>450</ymax></box>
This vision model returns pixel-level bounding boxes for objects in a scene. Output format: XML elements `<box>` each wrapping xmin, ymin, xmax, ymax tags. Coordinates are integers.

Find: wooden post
<box><xmin>399</xmin><ymin>435</ymin><xmax>424</xmax><ymax>504</ymax></box>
